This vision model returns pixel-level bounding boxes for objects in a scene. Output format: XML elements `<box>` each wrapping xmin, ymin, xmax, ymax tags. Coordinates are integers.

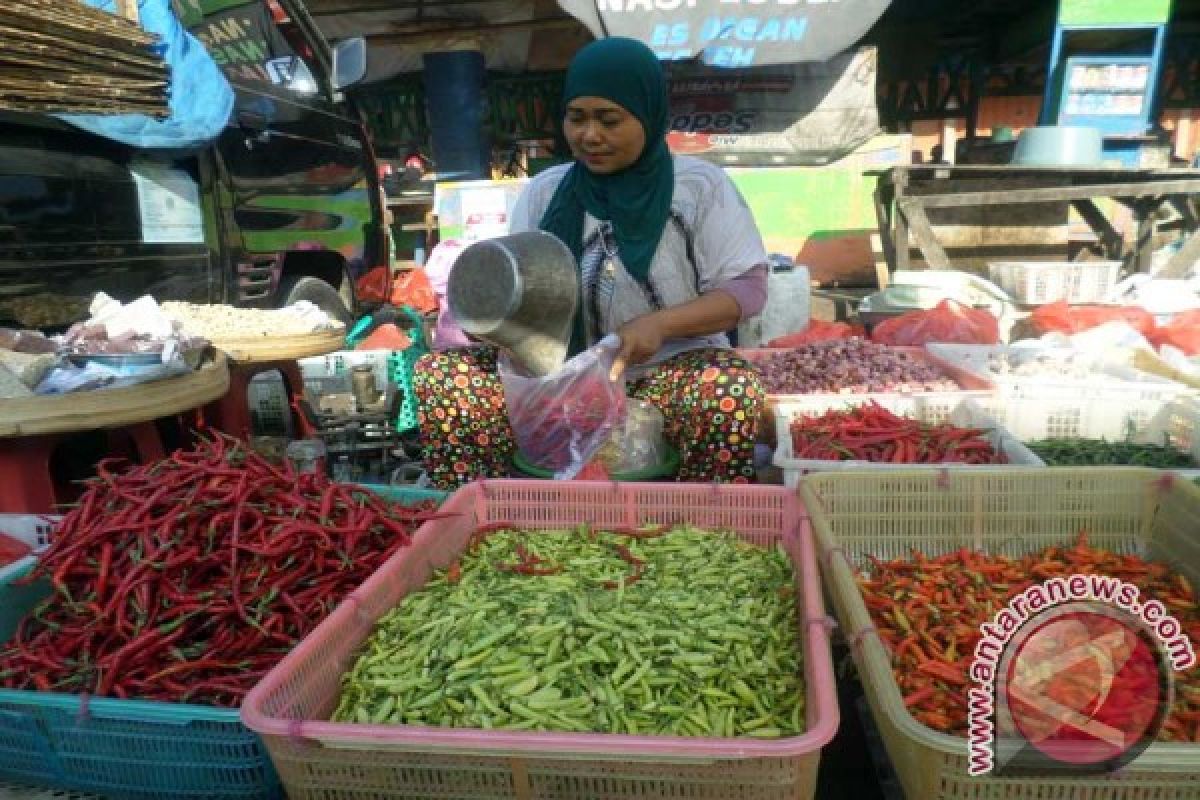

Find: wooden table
<box><xmin>874</xmin><ymin>165</ymin><xmax>1200</xmax><ymax>281</ymax></box>
<box><xmin>0</xmin><ymin>352</ymin><xmax>230</xmax><ymax>512</ymax></box>
<box><xmin>204</xmin><ymin>329</ymin><xmax>345</xmax><ymax>439</ymax></box>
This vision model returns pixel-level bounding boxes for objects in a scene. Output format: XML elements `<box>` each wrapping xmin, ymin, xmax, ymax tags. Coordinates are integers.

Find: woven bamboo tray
<box><xmin>0</xmin><ymin>352</ymin><xmax>229</xmax><ymax>437</ymax></box>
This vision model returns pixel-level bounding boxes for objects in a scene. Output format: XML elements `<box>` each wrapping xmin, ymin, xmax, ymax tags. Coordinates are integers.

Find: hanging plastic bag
<box><xmin>870</xmin><ymin>300</ymin><xmax>999</xmax><ymax>346</ymax></box>
<box><xmin>499</xmin><ymin>335</ymin><xmax>627</xmax><ymax>479</ymax></box>
<box><xmin>1030</xmin><ymin>301</ymin><xmax>1157</xmax><ymax>337</ymax></box>
<box><xmin>355</xmin><ymin>267</ymin><xmax>392</xmax><ymax>305</ymax></box>
<box><xmin>355</xmin><ymin>323</ymin><xmax>412</xmax><ymax>352</ymax></box>
<box><xmin>389</xmin><ymin>268</ymin><xmax>438</xmax><ymax>314</ymax></box>
<box><xmin>1149</xmin><ymin>310</ymin><xmax>1200</xmax><ymax>355</ymax></box>
<box><xmin>766</xmin><ymin>320</ymin><xmax>865</xmax><ymax>348</ymax></box>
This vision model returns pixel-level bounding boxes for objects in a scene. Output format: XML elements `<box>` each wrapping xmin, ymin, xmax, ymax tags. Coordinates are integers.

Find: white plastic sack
<box><xmin>499</xmin><ymin>335</ymin><xmax>627</xmax><ymax>480</ymax></box>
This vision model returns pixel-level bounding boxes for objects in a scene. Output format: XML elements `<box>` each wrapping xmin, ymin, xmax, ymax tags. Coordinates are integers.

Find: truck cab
<box><xmin>0</xmin><ymin>0</ymin><xmax>384</xmax><ymax>329</ymax></box>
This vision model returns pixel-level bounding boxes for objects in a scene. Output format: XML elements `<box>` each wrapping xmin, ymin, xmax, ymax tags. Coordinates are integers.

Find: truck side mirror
<box><xmin>332</xmin><ymin>37</ymin><xmax>367</xmax><ymax>90</ymax></box>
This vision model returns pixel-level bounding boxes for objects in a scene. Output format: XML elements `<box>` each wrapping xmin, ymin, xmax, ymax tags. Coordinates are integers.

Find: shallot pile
<box><xmin>754</xmin><ymin>339</ymin><xmax>959</xmax><ymax>395</ymax></box>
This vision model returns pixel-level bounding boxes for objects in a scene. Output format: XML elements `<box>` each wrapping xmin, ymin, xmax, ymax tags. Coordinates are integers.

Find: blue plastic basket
<box><xmin>0</xmin><ymin>484</ymin><xmax>446</xmax><ymax>799</ymax></box>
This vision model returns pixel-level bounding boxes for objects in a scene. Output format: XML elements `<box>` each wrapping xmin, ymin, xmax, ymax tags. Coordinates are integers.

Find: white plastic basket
<box><xmin>298</xmin><ymin>350</ymin><xmax>392</xmax><ymax>388</ymax></box>
<box><xmin>996</xmin><ymin>392</ymin><xmax>1200</xmax><ymax>477</ymax></box>
<box><xmin>926</xmin><ymin>343</ymin><xmax>1195</xmax><ymax>403</ymax></box>
<box><xmin>988</xmin><ymin>260</ymin><xmax>1121</xmax><ymax>305</ymax></box>
<box><xmin>0</xmin><ymin>514</ymin><xmax>57</xmax><ymax>584</ymax></box>
<box><xmin>772</xmin><ymin>395</ymin><xmax>1043</xmax><ymax>486</ymax></box>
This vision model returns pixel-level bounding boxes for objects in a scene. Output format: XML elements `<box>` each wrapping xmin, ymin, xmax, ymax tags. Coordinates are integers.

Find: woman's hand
<box><xmin>611</xmin><ymin>315</ymin><xmax>665</xmax><ymax>381</ymax></box>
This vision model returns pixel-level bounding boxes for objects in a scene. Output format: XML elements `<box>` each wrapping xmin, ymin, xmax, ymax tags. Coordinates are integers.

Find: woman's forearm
<box><xmin>652</xmin><ymin>289</ymin><xmax>743</xmax><ymax>338</ymax></box>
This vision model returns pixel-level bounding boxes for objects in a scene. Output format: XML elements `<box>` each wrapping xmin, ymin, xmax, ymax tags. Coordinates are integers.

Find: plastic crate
<box><xmin>740</xmin><ymin>346</ymin><xmax>1000</xmax><ymax>433</ymax></box>
<box><xmin>800</xmin><ymin>468</ymin><xmax>1200</xmax><ymax>800</ymax></box>
<box><xmin>987</xmin><ymin>260</ymin><xmax>1121</xmax><ymax>305</ymax></box>
<box><xmin>0</xmin><ymin>485</ymin><xmax>438</xmax><ymax>799</ymax></box>
<box><xmin>926</xmin><ymin>342</ymin><xmax>1194</xmax><ymax>393</ymax></box>
<box><xmin>773</xmin><ymin>396</ymin><xmax>1043</xmax><ymax>486</ymax></box>
<box><xmin>242</xmin><ymin>480</ymin><xmax>839</xmax><ymax>800</ymax></box>
<box><xmin>299</xmin><ymin>350</ymin><xmax>393</xmax><ymax>389</ymax></box>
<box><xmin>994</xmin><ymin>384</ymin><xmax>1200</xmax><ymax>460</ymax></box>
<box><xmin>0</xmin><ymin>515</ymin><xmax>54</xmax><ymax>586</ymax></box>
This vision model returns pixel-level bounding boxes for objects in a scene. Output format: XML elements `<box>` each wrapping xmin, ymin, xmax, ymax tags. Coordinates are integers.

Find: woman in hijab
<box><xmin>413</xmin><ymin>36</ymin><xmax>768</xmax><ymax>487</ymax></box>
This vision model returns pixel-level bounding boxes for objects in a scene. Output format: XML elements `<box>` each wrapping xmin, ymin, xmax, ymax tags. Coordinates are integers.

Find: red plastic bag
<box><xmin>870</xmin><ymin>300</ymin><xmax>999</xmax><ymax>346</ymax></box>
<box><xmin>1150</xmin><ymin>310</ymin><xmax>1200</xmax><ymax>355</ymax></box>
<box><xmin>0</xmin><ymin>532</ymin><xmax>31</xmax><ymax>568</ymax></box>
<box><xmin>1030</xmin><ymin>301</ymin><xmax>1157</xmax><ymax>337</ymax></box>
<box><xmin>355</xmin><ymin>323</ymin><xmax>412</xmax><ymax>352</ymax></box>
<box><xmin>390</xmin><ymin>268</ymin><xmax>438</xmax><ymax>314</ymax></box>
<box><xmin>767</xmin><ymin>320</ymin><xmax>865</xmax><ymax>348</ymax></box>
<box><xmin>355</xmin><ymin>267</ymin><xmax>391</xmax><ymax>305</ymax></box>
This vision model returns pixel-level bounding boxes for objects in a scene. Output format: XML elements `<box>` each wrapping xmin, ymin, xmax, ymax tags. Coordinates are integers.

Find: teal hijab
<box><xmin>540</xmin><ymin>37</ymin><xmax>674</xmax><ymax>312</ymax></box>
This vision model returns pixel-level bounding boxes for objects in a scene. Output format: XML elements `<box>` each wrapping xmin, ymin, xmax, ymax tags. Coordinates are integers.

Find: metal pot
<box><xmin>1011</xmin><ymin>126</ymin><xmax>1103</xmax><ymax>167</ymax></box>
<box><xmin>447</xmin><ymin>231</ymin><xmax>579</xmax><ymax>376</ymax></box>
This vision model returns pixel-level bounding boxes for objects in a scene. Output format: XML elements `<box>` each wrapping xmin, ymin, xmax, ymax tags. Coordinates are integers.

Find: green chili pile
<box><xmin>334</xmin><ymin>524</ymin><xmax>804</xmax><ymax>738</ymax></box>
<box><xmin>1027</xmin><ymin>437</ymin><xmax>1196</xmax><ymax>468</ymax></box>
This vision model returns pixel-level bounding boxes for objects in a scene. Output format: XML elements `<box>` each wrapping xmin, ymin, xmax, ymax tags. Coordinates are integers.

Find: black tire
<box><xmin>278</xmin><ymin>275</ymin><xmax>354</xmax><ymax>325</ymax></box>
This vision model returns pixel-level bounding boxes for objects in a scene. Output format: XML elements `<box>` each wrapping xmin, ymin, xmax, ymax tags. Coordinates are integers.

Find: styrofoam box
<box><xmin>773</xmin><ymin>395</ymin><xmax>1043</xmax><ymax>486</ymax></box>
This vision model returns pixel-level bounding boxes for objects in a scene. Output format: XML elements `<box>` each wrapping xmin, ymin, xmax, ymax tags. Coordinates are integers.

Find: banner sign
<box><xmin>557</xmin><ymin>0</ymin><xmax>891</xmax><ymax>66</ymax></box>
<box><xmin>666</xmin><ymin>47</ymin><xmax>879</xmax><ymax>165</ymax></box>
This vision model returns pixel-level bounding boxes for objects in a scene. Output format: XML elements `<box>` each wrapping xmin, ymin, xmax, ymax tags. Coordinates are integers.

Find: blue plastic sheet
<box><xmin>56</xmin><ymin>0</ymin><xmax>234</xmax><ymax>149</ymax></box>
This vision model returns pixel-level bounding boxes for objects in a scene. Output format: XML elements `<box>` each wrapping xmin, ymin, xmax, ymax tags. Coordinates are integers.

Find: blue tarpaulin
<box><xmin>57</xmin><ymin>0</ymin><xmax>234</xmax><ymax>149</ymax></box>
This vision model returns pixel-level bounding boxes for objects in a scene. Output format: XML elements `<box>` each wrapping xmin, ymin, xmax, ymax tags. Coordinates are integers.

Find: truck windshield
<box><xmin>184</xmin><ymin>0</ymin><xmax>320</xmax><ymax>94</ymax></box>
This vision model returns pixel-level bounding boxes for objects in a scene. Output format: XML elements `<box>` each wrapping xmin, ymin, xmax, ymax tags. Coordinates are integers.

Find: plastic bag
<box><xmin>499</xmin><ymin>335</ymin><xmax>627</xmax><ymax>479</ymax></box>
<box><xmin>355</xmin><ymin>323</ymin><xmax>412</xmax><ymax>352</ymax></box>
<box><xmin>594</xmin><ymin>400</ymin><xmax>666</xmax><ymax>475</ymax></box>
<box><xmin>870</xmin><ymin>300</ymin><xmax>999</xmax><ymax>346</ymax></box>
<box><xmin>355</xmin><ymin>267</ymin><xmax>392</xmax><ymax>305</ymax></box>
<box><xmin>389</xmin><ymin>268</ymin><xmax>438</xmax><ymax>314</ymax></box>
<box><xmin>1030</xmin><ymin>301</ymin><xmax>1157</xmax><ymax>337</ymax></box>
<box><xmin>1150</xmin><ymin>310</ymin><xmax>1200</xmax><ymax>355</ymax></box>
<box><xmin>766</xmin><ymin>320</ymin><xmax>865</xmax><ymax>348</ymax></box>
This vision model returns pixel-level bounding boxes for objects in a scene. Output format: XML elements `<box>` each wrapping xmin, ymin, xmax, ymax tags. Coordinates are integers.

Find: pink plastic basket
<box><xmin>242</xmin><ymin>480</ymin><xmax>838</xmax><ymax>800</ymax></box>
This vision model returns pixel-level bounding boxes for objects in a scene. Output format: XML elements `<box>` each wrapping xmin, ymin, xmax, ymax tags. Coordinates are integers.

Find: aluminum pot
<box><xmin>447</xmin><ymin>231</ymin><xmax>579</xmax><ymax>376</ymax></box>
<box><xmin>1011</xmin><ymin>126</ymin><xmax>1103</xmax><ymax>167</ymax></box>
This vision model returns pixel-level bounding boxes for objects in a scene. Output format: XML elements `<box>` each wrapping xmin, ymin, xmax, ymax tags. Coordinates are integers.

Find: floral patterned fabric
<box><xmin>413</xmin><ymin>347</ymin><xmax>763</xmax><ymax>489</ymax></box>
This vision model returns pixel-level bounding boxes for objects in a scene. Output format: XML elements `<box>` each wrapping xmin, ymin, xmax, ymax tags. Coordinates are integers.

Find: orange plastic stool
<box><xmin>0</xmin><ymin>421</ymin><xmax>166</xmax><ymax>513</ymax></box>
<box><xmin>204</xmin><ymin>359</ymin><xmax>317</xmax><ymax>440</ymax></box>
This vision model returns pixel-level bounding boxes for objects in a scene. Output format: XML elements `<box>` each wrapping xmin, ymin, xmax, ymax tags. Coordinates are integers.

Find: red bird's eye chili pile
<box><xmin>789</xmin><ymin>402</ymin><xmax>1008</xmax><ymax>464</ymax></box>
<box><xmin>858</xmin><ymin>532</ymin><xmax>1200</xmax><ymax>740</ymax></box>
<box><xmin>0</xmin><ymin>433</ymin><xmax>445</xmax><ymax>707</ymax></box>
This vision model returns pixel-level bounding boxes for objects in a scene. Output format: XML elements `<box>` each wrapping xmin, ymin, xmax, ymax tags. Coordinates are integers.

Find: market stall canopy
<box><xmin>555</xmin><ymin>0</ymin><xmax>893</xmax><ymax>66</ymax></box>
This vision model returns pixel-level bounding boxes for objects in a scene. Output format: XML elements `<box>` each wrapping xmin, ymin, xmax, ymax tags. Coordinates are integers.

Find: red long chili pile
<box><xmin>859</xmin><ymin>533</ymin><xmax>1200</xmax><ymax>740</ymax></box>
<box><xmin>789</xmin><ymin>402</ymin><xmax>1007</xmax><ymax>464</ymax></box>
<box><xmin>0</xmin><ymin>434</ymin><xmax>444</xmax><ymax>707</ymax></box>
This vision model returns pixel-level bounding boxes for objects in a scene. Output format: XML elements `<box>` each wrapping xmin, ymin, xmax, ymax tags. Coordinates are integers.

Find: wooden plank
<box><xmin>1070</xmin><ymin>198</ymin><xmax>1125</xmax><ymax>259</ymax></box>
<box><xmin>890</xmin><ymin>170</ymin><xmax>911</xmax><ymax>272</ymax></box>
<box><xmin>1134</xmin><ymin>200</ymin><xmax>1157</xmax><ymax>273</ymax></box>
<box><xmin>911</xmin><ymin>180</ymin><xmax>1200</xmax><ymax>209</ymax></box>
<box><xmin>872</xmin><ymin>183</ymin><xmax>895</xmax><ymax>287</ymax></box>
<box><xmin>897</xmin><ymin>197</ymin><xmax>953</xmax><ymax>270</ymax></box>
<box><xmin>1156</xmin><ymin>228</ymin><xmax>1200</xmax><ymax>280</ymax></box>
<box><xmin>0</xmin><ymin>354</ymin><xmax>229</xmax><ymax>438</ymax></box>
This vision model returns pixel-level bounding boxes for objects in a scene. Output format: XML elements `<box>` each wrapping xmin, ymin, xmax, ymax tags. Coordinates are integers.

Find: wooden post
<box><xmin>893</xmin><ymin>169</ymin><xmax>911</xmax><ymax>272</ymax></box>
